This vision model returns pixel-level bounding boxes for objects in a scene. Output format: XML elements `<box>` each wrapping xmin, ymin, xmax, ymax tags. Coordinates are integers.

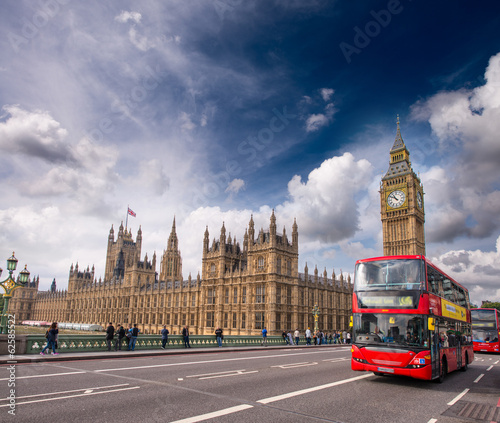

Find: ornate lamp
<box><xmin>0</xmin><ymin>253</ymin><xmax>30</xmax><ymax>334</ymax></box>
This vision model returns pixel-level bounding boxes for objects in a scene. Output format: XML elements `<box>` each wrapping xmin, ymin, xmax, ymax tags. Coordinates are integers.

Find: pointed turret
<box><xmin>383</xmin><ymin>115</ymin><xmax>412</xmax><ymax>180</ymax></box>
<box><xmin>292</xmin><ymin>218</ymin><xmax>298</xmax><ymax>246</ymax></box>
<box><xmin>248</xmin><ymin>215</ymin><xmax>255</xmax><ymax>243</ymax></box>
<box><xmin>203</xmin><ymin>226</ymin><xmax>210</xmax><ymax>253</ymax></box>
<box><xmin>270</xmin><ymin>209</ymin><xmax>276</xmax><ymax>236</ymax></box>
<box><xmin>220</xmin><ymin>222</ymin><xmax>226</xmax><ymax>245</ymax></box>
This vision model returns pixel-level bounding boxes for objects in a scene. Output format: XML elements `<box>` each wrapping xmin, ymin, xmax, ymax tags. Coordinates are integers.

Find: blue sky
<box><xmin>1</xmin><ymin>1</ymin><xmax>500</xmax><ymax>305</ymax></box>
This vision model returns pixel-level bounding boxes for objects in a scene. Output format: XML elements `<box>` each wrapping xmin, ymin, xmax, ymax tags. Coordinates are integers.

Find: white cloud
<box><xmin>115</xmin><ymin>11</ymin><xmax>142</xmax><ymax>24</ymax></box>
<box><xmin>225</xmin><ymin>178</ymin><xmax>245</xmax><ymax>194</ymax></box>
<box><xmin>305</xmin><ymin>103</ymin><xmax>337</xmax><ymax>132</ymax></box>
<box><xmin>431</xmin><ymin>235</ymin><xmax>500</xmax><ymax>304</ymax></box>
<box><xmin>179</xmin><ymin>112</ymin><xmax>196</xmax><ymax>132</ymax></box>
<box><xmin>320</xmin><ymin>88</ymin><xmax>334</xmax><ymax>102</ymax></box>
<box><xmin>0</xmin><ymin>105</ymin><xmax>71</xmax><ymax>163</ymax></box>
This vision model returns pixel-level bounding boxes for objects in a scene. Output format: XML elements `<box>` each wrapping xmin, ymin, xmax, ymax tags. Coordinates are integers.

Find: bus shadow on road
<box><xmin>366</xmin><ymin>370</ymin><xmax>467</xmax><ymax>392</ymax></box>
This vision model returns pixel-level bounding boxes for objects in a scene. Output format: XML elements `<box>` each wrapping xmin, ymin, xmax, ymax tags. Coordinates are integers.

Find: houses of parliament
<box><xmin>7</xmin><ymin>119</ymin><xmax>425</xmax><ymax>335</ymax></box>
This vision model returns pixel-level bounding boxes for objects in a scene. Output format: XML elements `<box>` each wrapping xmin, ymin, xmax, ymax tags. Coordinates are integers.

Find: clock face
<box><xmin>387</xmin><ymin>190</ymin><xmax>406</xmax><ymax>208</ymax></box>
<box><xmin>416</xmin><ymin>191</ymin><xmax>423</xmax><ymax>209</ymax></box>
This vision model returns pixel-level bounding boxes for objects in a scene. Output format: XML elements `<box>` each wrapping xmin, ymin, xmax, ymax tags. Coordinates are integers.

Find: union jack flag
<box><xmin>127</xmin><ymin>207</ymin><xmax>136</xmax><ymax>217</ymax></box>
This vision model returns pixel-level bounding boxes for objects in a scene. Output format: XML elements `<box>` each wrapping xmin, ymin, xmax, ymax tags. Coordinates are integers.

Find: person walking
<box><xmin>342</xmin><ymin>330</ymin><xmax>347</xmax><ymax>344</ymax></box>
<box><xmin>115</xmin><ymin>324</ymin><xmax>125</xmax><ymax>351</ymax></box>
<box><xmin>40</xmin><ymin>322</ymin><xmax>59</xmax><ymax>355</ymax></box>
<box><xmin>106</xmin><ymin>322</ymin><xmax>115</xmax><ymax>351</ymax></box>
<box><xmin>262</xmin><ymin>327</ymin><xmax>268</xmax><ymax>346</ymax></box>
<box><xmin>161</xmin><ymin>325</ymin><xmax>169</xmax><ymax>349</ymax></box>
<box><xmin>282</xmin><ymin>330</ymin><xmax>288</xmax><ymax>344</ymax></box>
<box><xmin>294</xmin><ymin>328</ymin><xmax>300</xmax><ymax>345</ymax></box>
<box><xmin>215</xmin><ymin>327</ymin><xmax>223</xmax><ymax>347</ymax></box>
<box><xmin>347</xmin><ymin>332</ymin><xmax>351</xmax><ymax>344</ymax></box>
<box><xmin>182</xmin><ymin>326</ymin><xmax>191</xmax><ymax>348</ymax></box>
<box><xmin>305</xmin><ymin>327</ymin><xmax>312</xmax><ymax>346</ymax></box>
<box><xmin>287</xmin><ymin>330</ymin><xmax>293</xmax><ymax>346</ymax></box>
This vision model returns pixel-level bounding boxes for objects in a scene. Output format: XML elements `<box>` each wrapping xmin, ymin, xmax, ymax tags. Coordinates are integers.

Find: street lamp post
<box><xmin>312</xmin><ymin>303</ymin><xmax>320</xmax><ymax>334</ymax></box>
<box><xmin>0</xmin><ymin>252</ymin><xmax>30</xmax><ymax>334</ymax></box>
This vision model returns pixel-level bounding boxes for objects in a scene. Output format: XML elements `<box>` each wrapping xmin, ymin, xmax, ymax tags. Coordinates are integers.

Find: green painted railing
<box><xmin>26</xmin><ymin>334</ymin><xmax>288</xmax><ymax>354</ymax></box>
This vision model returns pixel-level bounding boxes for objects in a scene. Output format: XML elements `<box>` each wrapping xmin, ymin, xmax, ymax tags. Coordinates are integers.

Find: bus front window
<box><xmin>355</xmin><ymin>259</ymin><xmax>423</xmax><ymax>291</ymax></box>
<box><xmin>354</xmin><ymin>314</ymin><xmax>428</xmax><ymax>347</ymax></box>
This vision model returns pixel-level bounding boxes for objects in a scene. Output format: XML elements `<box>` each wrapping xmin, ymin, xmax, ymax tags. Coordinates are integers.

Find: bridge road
<box><xmin>0</xmin><ymin>346</ymin><xmax>498</xmax><ymax>423</ymax></box>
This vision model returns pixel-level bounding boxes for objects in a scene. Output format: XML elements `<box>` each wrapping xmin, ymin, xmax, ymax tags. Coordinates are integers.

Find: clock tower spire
<box><xmin>380</xmin><ymin>116</ymin><xmax>426</xmax><ymax>256</ymax></box>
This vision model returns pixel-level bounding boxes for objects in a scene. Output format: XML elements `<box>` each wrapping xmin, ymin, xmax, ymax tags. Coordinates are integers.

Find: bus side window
<box><xmin>427</xmin><ymin>265</ymin><xmax>438</xmax><ymax>294</ymax></box>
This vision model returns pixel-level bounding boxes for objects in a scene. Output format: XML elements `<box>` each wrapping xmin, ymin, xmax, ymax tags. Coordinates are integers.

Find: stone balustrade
<box><xmin>23</xmin><ymin>334</ymin><xmax>285</xmax><ymax>354</ymax></box>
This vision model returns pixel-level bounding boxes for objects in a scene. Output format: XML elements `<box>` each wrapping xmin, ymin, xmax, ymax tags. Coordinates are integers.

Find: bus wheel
<box><xmin>436</xmin><ymin>358</ymin><xmax>447</xmax><ymax>383</ymax></box>
<box><xmin>461</xmin><ymin>354</ymin><xmax>468</xmax><ymax>372</ymax></box>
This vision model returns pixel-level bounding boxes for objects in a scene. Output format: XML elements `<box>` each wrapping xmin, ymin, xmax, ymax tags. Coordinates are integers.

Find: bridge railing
<box><xmin>25</xmin><ymin>334</ymin><xmax>287</xmax><ymax>354</ymax></box>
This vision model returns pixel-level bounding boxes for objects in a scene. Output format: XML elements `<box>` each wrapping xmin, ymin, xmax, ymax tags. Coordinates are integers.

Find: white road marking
<box><xmin>170</xmin><ymin>373</ymin><xmax>372</xmax><ymax>422</ymax></box>
<box><xmin>0</xmin><ymin>386</ymin><xmax>140</xmax><ymax>407</ymax></box>
<box><xmin>186</xmin><ymin>369</ymin><xmax>258</xmax><ymax>380</ymax></box>
<box><xmin>0</xmin><ymin>371</ymin><xmax>85</xmax><ymax>381</ymax></box>
<box><xmin>323</xmin><ymin>358</ymin><xmax>349</xmax><ymax>363</ymax></box>
<box><xmin>494</xmin><ymin>360</ymin><xmax>499</xmax><ymax>364</ymax></box>
<box><xmin>199</xmin><ymin>371</ymin><xmax>258</xmax><ymax>380</ymax></box>
<box><xmin>447</xmin><ymin>388</ymin><xmax>469</xmax><ymax>406</ymax></box>
<box><xmin>487</xmin><ymin>365</ymin><xmax>494</xmax><ymax>371</ymax></box>
<box><xmin>94</xmin><ymin>350</ymin><xmax>346</xmax><ymax>373</ymax></box>
<box><xmin>186</xmin><ymin>369</ymin><xmax>248</xmax><ymax>378</ymax></box>
<box><xmin>427</xmin><ymin>419</ymin><xmax>437</xmax><ymax>423</ymax></box>
<box><xmin>257</xmin><ymin>374</ymin><xmax>373</xmax><ymax>404</ymax></box>
<box><xmin>474</xmin><ymin>374</ymin><xmax>484</xmax><ymax>383</ymax></box>
<box><xmin>0</xmin><ymin>384</ymin><xmax>130</xmax><ymax>402</ymax></box>
<box><xmin>170</xmin><ymin>404</ymin><xmax>254</xmax><ymax>423</ymax></box>
<box><xmin>271</xmin><ymin>362</ymin><xmax>317</xmax><ymax>369</ymax></box>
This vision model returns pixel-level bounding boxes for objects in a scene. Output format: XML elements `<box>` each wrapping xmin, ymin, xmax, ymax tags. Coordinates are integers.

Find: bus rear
<box><xmin>472</xmin><ymin>308</ymin><xmax>500</xmax><ymax>353</ymax></box>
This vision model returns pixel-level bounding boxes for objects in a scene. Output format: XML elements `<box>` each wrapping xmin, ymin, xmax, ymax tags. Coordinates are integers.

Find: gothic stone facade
<box><xmin>18</xmin><ymin>213</ymin><xmax>352</xmax><ymax>335</ymax></box>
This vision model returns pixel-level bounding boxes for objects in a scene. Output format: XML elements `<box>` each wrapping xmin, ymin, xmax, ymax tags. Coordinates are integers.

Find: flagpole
<box><xmin>126</xmin><ymin>205</ymin><xmax>129</xmax><ymax>230</ymax></box>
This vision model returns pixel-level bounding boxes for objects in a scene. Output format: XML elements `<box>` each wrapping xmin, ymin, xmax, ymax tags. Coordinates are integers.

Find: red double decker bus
<box><xmin>351</xmin><ymin>255</ymin><xmax>473</xmax><ymax>382</ymax></box>
<box><xmin>471</xmin><ymin>308</ymin><xmax>500</xmax><ymax>353</ymax></box>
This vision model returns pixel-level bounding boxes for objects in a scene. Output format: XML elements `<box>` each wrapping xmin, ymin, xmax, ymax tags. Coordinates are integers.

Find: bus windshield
<box><xmin>355</xmin><ymin>259</ymin><xmax>424</xmax><ymax>291</ymax></box>
<box><xmin>353</xmin><ymin>313</ymin><xmax>428</xmax><ymax>347</ymax></box>
<box><xmin>471</xmin><ymin>309</ymin><xmax>499</xmax><ymax>342</ymax></box>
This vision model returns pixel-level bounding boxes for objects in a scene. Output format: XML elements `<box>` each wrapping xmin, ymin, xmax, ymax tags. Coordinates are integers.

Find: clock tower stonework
<box><xmin>381</xmin><ymin>117</ymin><xmax>425</xmax><ymax>256</ymax></box>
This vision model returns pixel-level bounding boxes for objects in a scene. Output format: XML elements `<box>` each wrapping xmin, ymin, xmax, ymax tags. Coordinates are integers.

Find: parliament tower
<box><xmin>380</xmin><ymin>117</ymin><xmax>426</xmax><ymax>256</ymax></box>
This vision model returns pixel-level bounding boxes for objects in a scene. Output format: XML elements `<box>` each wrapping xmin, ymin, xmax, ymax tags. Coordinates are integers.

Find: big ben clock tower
<box><xmin>381</xmin><ymin>116</ymin><xmax>426</xmax><ymax>256</ymax></box>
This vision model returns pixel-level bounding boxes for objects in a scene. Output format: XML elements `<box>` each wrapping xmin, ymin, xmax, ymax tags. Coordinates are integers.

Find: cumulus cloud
<box><xmin>278</xmin><ymin>152</ymin><xmax>372</xmax><ymax>242</ymax></box>
<box><xmin>0</xmin><ymin>105</ymin><xmax>73</xmax><ymax>164</ymax></box>
<box><xmin>431</xmin><ymin>235</ymin><xmax>500</xmax><ymax>303</ymax></box>
<box><xmin>411</xmin><ymin>52</ymin><xmax>500</xmax><ymax>243</ymax></box>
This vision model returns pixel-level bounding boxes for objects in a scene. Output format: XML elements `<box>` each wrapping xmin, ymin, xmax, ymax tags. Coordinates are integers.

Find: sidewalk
<box><xmin>0</xmin><ymin>343</ymin><xmax>347</xmax><ymax>365</ymax></box>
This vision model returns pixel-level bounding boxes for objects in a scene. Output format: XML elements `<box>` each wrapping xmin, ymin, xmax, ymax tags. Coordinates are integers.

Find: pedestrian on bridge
<box><xmin>262</xmin><ymin>327</ymin><xmax>268</xmax><ymax>346</ymax></box>
<box><xmin>305</xmin><ymin>327</ymin><xmax>312</xmax><ymax>346</ymax></box>
<box><xmin>115</xmin><ymin>325</ymin><xmax>125</xmax><ymax>351</ymax></box>
<box><xmin>106</xmin><ymin>323</ymin><xmax>115</xmax><ymax>351</ymax></box>
<box><xmin>40</xmin><ymin>322</ymin><xmax>58</xmax><ymax>355</ymax></box>
<box><xmin>215</xmin><ymin>327</ymin><xmax>223</xmax><ymax>347</ymax></box>
<box><xmin>182</xmin><ymin>326</ymin><xmax>191</xmax><ymax>348</ymax></box>
<box><xmin>161</xmin><ymin>325</ymin><xmax>169</xmax><ymax>349</ymax></box>
<box><xmin>294</xmin><ymin>329</ymin><xmax>300</xmax><ymax>345</ymax></box>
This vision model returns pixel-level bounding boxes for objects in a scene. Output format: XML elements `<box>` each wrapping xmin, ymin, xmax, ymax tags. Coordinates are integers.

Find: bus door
<box><xmin>429</xmin><ymin>318</ymin><xmax>440</xmax><ymax>379</ymax></box>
